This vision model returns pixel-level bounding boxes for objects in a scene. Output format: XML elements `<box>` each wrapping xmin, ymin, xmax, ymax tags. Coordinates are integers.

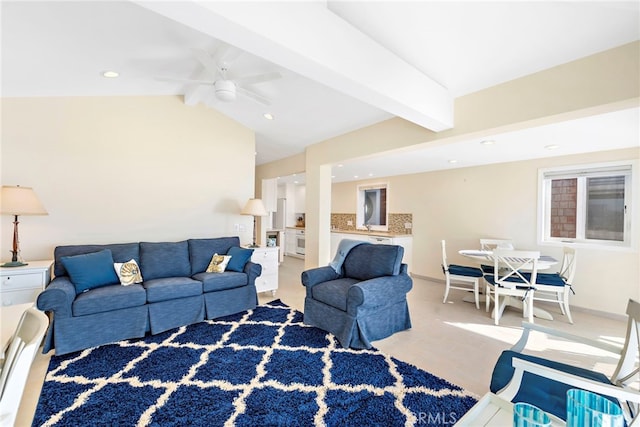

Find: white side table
<box><xmin>456</xmin><ymin>393</ymin><xmax>565</xmax><ymax>426</ymax></box>
<box><xmin>0</xmin><ymin>260</ymin><xmax>53</xmax><ymax>307</ymax></box>
<box><xmin>249</xmin><ymin>246</ymin><xmax>279</xmax><ymax>295</ymax></box>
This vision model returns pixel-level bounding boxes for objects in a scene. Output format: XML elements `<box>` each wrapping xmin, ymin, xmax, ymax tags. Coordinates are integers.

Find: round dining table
<box><xmin>458</xmin><ymin>249</ymin><xmax>559</xmax><ymax>320</ymax></box>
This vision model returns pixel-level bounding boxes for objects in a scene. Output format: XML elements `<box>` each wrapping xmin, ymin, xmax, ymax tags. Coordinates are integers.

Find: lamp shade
<box><xmin>241</xmin><ymin>198</ymin><xmax>267</xmax><ymax>217</ymax></box>
<box><xmin>1</xmin><ymin>186</ymin><xmax>48</xmax><ymax>216</ymax></box>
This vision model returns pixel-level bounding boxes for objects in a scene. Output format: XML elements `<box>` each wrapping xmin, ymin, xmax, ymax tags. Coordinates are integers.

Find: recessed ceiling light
<box><xmin>368</xmin><ymin>173</ymin><xmax>374</xmax><ymax>177</ymax></box>
<box><xmin>448</xmin><ymin>159</ymin><xmax>458</xmax><ymax>164</ymax></box>
<box><xmin>545</xmin><ymin>144</ymin><xmax>560</xmax><ymax>150</ymax></box>
<box><xmin>102</xmin><ymin>71</ymin><xmax>119</xmax><ymax>78</ymax></box>
<box><xmin>263</xmin><ymin>113</ymin><xmax>274</xmax><ymax>120</ymax></box>
<box><xmin>353</xmin><ymin>175</ymin><xmax>359</xmax><ymax>179</ymax></box>
<box><xmin>480</xmin><ymin>140</ymin><xmax>495</xmax><ymax>145</ymax></box>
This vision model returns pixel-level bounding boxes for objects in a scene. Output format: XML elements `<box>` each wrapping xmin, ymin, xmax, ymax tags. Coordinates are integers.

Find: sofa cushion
<box><xmin>226</xmin><ymin>246</ymin><xmax>254</xmax><ymax>272</ymax></box>
<box><xmin>54</xmin><ymin>243</ymin><xmax>140</xmax><ymax>277</ymax></box>
<box><xmin>140</xmin><ymin>241</ymin><xmax>191</xmax><ymax>281</ymax></box>
<box><xmin>206</xmin><ymin>254</ymin><xmax>232</xmax><ymax>273</ymax></box>
<box><xmin>114</xmin><ymin>259</ymin><xmax>143</xmax><ymax>285</ymax></box>
<box><xmin>72</xmin><ymin>283</ymin><xmax>147</xmax><ymax>316</ymax></box>
<box><xmin>343</xmin><ymin>244</ymin><xmax>404</xmax><ymax>281</ymax></box>
<box><xmin>193</xmin><ymin>271</ymin><xmax>248</xmax><ymax>292</ymax></box>
<box><xmin>188</xmin><ymin>237</ymin><xmax>240</xmax><ymax>274</ymax></box>
<box><xmin>61</xmin><ymin>249</ymin><xmax>120</xmax><ymax>294</ymax></box>
<box><xmin>311</xmin><ymin>278</ymin><xmax>360</xmax><ymax>311</ymax></box>
<box><xmin>143</xmin><ymin>277</ymin><xmax>203</xmax><ymax>303</ymax></box>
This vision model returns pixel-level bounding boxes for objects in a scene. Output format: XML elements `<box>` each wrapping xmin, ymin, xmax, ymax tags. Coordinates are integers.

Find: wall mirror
<box><xmin>356</xmin><ymin>183</ymin><xmax>388</xmax><ymax>231</ymax></box>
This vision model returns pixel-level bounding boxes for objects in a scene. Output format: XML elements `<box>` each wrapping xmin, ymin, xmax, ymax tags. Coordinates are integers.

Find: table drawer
<box><xmin>1</xmin><ymin>273</ymin><xmax>43</xmax><ymax>291</ymax></box>
<box><xmin>1</xmin><ymin>288</ymin><xmax>41</xmax><ymax>306</ymax></box>
<box><xmin>255</xmin><ymin>273</ymin><xmax>278</xmax><ymax>293</ymax></box>
<box><xmin>252</xmin><ymin>250</ymin><xmax>278</xmax><ymax>264</ymax></box>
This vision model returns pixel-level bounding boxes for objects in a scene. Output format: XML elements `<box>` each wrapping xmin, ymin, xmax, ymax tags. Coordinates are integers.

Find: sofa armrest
<box><xmin>36</xmin><ymin>277</ymin><xmax>76</xmax><ymax>318</ymax></box>
<box><xmin>301</xmin><ymin>266</ymin><xmax>341</xmax><ymax>288</ymax></box>
<box><xmin>244</xmin><ymin>261</ymin><xmax>262</xmax><ymax>286</ymax></box>
<box><xmin>347</xmin><ymin>273</ymin><xmax>413</xmax><ymax>315</ymax></box>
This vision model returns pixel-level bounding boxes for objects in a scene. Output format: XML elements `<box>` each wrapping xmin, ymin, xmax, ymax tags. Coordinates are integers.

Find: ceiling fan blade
<box><xmin>236</xmin><ymin>87</ymin><xmax>271</xmax><ymax>106</ymax></box>
<box><xmin>212</xmin><ymin>42</ymin><xmax>243</xmax><ymax>67</ymax></box>
<box><xmin>156</xmin><ymin>76</ymin><xmax>216</xmax><ymax>85</ymax></box>
<box><xmin>191</xmin><ymin>48</ymin><xmax>219</xmax><ymax>73</ymax></box>
<box><xmin>234</xmin><ymin>72</ymin><xmax>282</xmax><ymax>87</ymax></box>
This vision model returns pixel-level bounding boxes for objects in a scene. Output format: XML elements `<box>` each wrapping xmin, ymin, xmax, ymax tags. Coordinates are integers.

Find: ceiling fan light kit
<box><xmin>214</xmin><ymin>80</ymin><xmax>236</xmax><ymax>102</ymax></box>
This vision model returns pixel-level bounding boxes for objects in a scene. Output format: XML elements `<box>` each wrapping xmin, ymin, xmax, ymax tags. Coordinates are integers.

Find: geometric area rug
<box><xmin>33</xmin><ymin>300</ymin><xmax>478</xmax><ymax>426</ymax></box>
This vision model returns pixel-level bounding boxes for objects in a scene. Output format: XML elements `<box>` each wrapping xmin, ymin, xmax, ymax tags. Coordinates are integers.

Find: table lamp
<box><xmin>1</xmin><ymin>185</ymin><xmax>48</xmax><ymax>267</ymax></box>
<box><xmin>241</xmin><ymin>198</ymin><xmax>267</xmax><ymax>248</ymax></box>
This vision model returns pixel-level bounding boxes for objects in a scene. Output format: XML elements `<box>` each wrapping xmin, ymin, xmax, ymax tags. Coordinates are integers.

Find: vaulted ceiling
<box><xmin>2</xmin><ymin>1</ymin><xmax>638</xmax><ymax>181</ymax></box>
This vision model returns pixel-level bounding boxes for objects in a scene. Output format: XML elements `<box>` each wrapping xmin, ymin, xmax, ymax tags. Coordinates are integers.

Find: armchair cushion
<box><xmin>301</xmin><ymin>266</ymin><xmax>341</xmax><ymax>288</ymax></box>
<box><xmin>491</xmin><ymin>350</ymin><xmax>614</xmax><ymax>420</ymax></box>
<box><xmin>310</xmin><ymin>278</ymin><xmax>360</xmax><ymax>311</ymax></box>
<box><xmin>343</xmin><ymin>244</ymin><xmax>404</xmax><ymax>280</ymax></box>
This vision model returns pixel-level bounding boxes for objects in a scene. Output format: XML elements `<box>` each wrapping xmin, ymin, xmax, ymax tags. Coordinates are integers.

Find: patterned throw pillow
<box><xmin>206</xmin><ymin>253</ymin><xmax>232</xmax><ymax>273</ymax></box>
<box><xmin>114</xmin><ymin>259</ymin><xmax>143</xmax><ymax>285</ymax></box>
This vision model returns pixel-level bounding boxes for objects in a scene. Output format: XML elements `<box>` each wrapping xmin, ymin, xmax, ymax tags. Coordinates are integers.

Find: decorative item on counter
<box><xmin>296</xmin><ymin>216</ymin><xmax>305</xmax><ymax>227</ymax></box>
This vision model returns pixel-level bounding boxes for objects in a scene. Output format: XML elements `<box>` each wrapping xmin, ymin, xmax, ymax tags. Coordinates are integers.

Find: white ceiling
<box><xmin>2</xmin><ymin>1</ymin><xmax>639</xmax><ymax>183</ymax></box>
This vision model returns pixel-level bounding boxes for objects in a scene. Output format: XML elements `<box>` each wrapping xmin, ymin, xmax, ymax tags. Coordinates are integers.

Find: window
<box><xmin>356</xmin><ymin>183</ymin><xmax>388</xmax><ymax>231</ymax></box>
<box><xmin>538</xmin><ymin>161</ymin><xmax>636</xmax><ymax>248</ymax></box>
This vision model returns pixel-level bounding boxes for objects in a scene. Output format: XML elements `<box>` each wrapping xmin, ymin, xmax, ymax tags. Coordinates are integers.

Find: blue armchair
<box><xmin>301</xmin><ymin>243</ymin><xmax>412</xmax><ymax>349</ymax></box>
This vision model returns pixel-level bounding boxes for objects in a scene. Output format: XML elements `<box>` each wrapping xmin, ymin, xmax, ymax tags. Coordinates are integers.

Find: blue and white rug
<box><xmin>33</xmin><ymin>300</ymin><xmax>477</xmax><ymax>426</ymax></box>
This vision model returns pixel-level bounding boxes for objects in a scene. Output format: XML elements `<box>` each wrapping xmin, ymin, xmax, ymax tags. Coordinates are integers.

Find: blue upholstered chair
<box><xmin>441</xmin><ymin>240</ymin><xmax>483</xmax><ymax>309</ymax></box>
<box><xmin>301</xmin><ymin>243</ymin><xmax>412</xmax><ymax>349</ymax></box>
<box><xmin>490</xmin><ymin>299</ymin><xmax>640</xmax><ymax>424</ymax></box>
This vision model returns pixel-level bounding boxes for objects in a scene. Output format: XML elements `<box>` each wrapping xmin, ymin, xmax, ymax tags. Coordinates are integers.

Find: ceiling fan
<box><xmin>157</xmin><ymin>45</ymin><xmax>282</xmax><ymax>106</ymax></box>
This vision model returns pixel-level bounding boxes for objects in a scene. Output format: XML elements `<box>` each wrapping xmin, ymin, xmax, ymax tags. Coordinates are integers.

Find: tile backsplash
<box><xmin>331</xmin><ymin>213</ymin><xmax>412</xmax><ymax>234</ymax></box>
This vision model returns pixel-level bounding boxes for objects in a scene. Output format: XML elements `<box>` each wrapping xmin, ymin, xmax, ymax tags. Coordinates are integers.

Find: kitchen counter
<box><xmin>286</xmin><ymin>226</ymin><xmax>305</xmax><ymax>230</ymax></box>
<box><xmin>330</xmin><ymin>229</ymin><xmax>412</xmax><ymax>238</ymax></box>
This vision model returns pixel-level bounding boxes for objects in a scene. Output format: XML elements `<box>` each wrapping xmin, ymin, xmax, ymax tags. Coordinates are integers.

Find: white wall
<box><xmin>332</xmin><ymin>147</ymin><xmax>640</xmax><ymax>314</ymax></box>
<box><xmin>1</xmin><ymin>96</ymin><xmax>257</xmax><ymax>262</ymax></box>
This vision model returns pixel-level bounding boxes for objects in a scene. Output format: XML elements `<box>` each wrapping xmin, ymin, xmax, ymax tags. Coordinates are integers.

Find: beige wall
<box><xmin>332</xmin><ymin>147</ymin><xmax>640</xmax><ymax>315</ymax></box>
<box><xmin>257</xmin><ymin>42</ymin><xmax>640</xmax><ymax>315</ymax></box>
<box><xmin>1</xmin><ymin>96</ymin><xmax>257</xmax><ymax>262</ymax></box>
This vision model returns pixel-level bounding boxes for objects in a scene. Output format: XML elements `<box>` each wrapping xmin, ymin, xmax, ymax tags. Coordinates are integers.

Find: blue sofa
<box><xmin>301</xmin><ymin>243</ymin><xmax>412</xmax><ymax>349</ymax></box>
<box><xmin>37</xmin><ymin>237</ymin><xmax>261</xmax><ymax>355</ymax></box>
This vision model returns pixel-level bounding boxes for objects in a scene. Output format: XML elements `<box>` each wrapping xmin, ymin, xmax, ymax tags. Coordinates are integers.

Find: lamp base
<box><xmin>246</xmin><ymin>244</ymin><xmax>260</xmax><ymax>248</ymax></box>
<box><xmin>1</xmin><ymin>261</ymin><xmax>28</xmax><ymax>267</ymax></box>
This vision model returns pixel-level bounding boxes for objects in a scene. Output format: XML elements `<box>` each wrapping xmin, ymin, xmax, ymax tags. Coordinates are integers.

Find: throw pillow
<box><xmin>114</xmin><ymin>259</ymin><xmax>143</xmax><ymax>285</ymax></box>
<box><xmin>60</xmin><ymin>249</ymin><xmax>119</xmax><ymax>293</ymax></box>
<box><xmin>225</xmin><ymin>246</ymin><xmax>254</xmax><ymax>272</ymax></box>
<box><xmin>206</xmin><ymin>253</ymin><xmax>232</xmax><ymax>273</ymax></box>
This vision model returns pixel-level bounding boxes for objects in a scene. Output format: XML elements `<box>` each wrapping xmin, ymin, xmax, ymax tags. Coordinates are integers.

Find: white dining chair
<box><xmin>0</xmin><ymin>306</ymin><xmax>49</xmax><ymax>427</ymax></box>
<box><xmin>479</xmin><ymin>238</ymin><xmax>514</xmax><ymax>273</ymax></box>
<box><xmin>533</xmin><ymin>246</ymin><xmax>577</xmax><ymax>324</ymax></box>
<box><xmin>484</xmin><ymin>249</ymin><xmax>540</xmax><ymax>325</ymax></box>
<box><xmin>441</xmin><ymin>240</ymin><xmax>483</xmax><ymax>309</ymax></box>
